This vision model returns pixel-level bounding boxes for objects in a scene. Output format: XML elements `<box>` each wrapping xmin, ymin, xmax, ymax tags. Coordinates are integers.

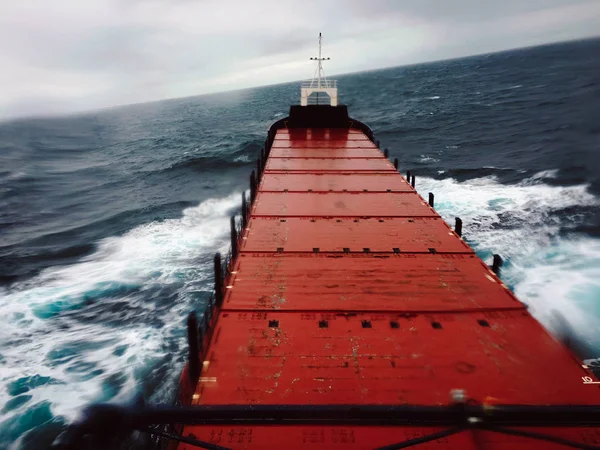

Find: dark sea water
<box><xmin>1</xmin><ymin>38</ymin><xmax>600</xmax><ymax>448</ymax></box>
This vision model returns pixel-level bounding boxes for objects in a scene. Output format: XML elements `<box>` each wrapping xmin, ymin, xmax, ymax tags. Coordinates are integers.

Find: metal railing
<box><xmin>301</xmin><ymin>79</ymin><xmax>337</xmax><ymax>89</ymax></box>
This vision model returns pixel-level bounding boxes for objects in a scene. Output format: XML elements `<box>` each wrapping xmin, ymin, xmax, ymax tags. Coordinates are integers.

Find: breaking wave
<box><xmin>415</xmin><ymin>173</ymin><xmax>600</xmax><ymax>352</ymax></box>
<box><xmin>0</xmin><ymin>194</ymin><xmax>237</xmax><ymax>445</ymax></box>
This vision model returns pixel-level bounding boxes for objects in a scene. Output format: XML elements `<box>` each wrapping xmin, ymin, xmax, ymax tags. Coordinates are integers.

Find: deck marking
<box><xmin>582</xmin><ymin>377</ymin><xmax>600</xmax><ymax>384</ymax></box>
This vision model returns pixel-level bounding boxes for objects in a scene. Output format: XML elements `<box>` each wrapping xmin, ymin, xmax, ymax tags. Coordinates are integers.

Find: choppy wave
<box><xmin>416</xmin><ymin>173</ymin><xmax>600</xmax><ymax>351</ymax></box>
<box><xmin>0</xmin><ymin>194</ymin><xmax>237</xmax><ymax>445</ymax></box>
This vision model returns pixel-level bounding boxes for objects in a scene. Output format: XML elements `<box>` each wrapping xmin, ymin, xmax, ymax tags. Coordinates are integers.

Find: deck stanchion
<box><xmin>257</xmin><ymin>158</ymin><xmax>262</xmax><ymax>180</ymax></box>
<box><xmin>230</xmin><ymin>216</ymin><xmax>238</xmax><ymax>257</ymax></box>
<box><xmin>406</xmin><ymin>170</ymin><xmax>411</xmax><ymax>181</ymax></box>
<box><xmin>187</xmin><ymin>312</ymin><xmax>200</xmax><ymax>383</ymax></box>
<box><xmin>455</xmin><ymin>217</ymin><xmax>463</xmax><ymax>237</ymax></box>
<box><xmin>384</xmin><ymin>148</ymin><xmax>389</xmax><ymax>158</ymax></box>
<box><xmin>376</xmin><ymin>139</ymin><xmax>381</xmax><ymax>148</ymax></box>
<box><xmin>214</xmin><ymin>252</ymin><xmax>223</xmax><ymax>306</ymax></box>
<box><xmin>250</xmin><ymin>170</ymin><xmax>257</xmax><ymax>202</ymax></box>
<box><xmin>411</xmin><ymin>174</ymin><xmax>416</xmax><ymax>188</ymax></box>
<box><xmin>428</xmin><ymin>193</ymin><xmax>434</xmax><ymax>207</ymax></box>
<box><xmin>492</xmin><ymin>254</ymin><xmax>503</xmax><ymax>275</ymax></box>
<box><xmin>241</xmin><ymin>192</ymin><xmax>247</xmax><ymax>228</ymax></box>
<box><xmin>394</xmin><ymin>158</ymin><xmax>398</xmax><ymax>170</ymax></box>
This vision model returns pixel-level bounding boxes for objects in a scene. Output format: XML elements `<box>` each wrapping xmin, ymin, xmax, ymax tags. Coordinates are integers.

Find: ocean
<box><xmin>1</xmin><ymin>37</ymin><xmax>599</xmax><ymax>448</ymax></box>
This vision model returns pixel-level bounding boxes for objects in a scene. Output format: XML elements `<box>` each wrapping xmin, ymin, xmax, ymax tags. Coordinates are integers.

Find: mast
<box><xmin>301</xmin><ymin>33</ymin><xmax>338</xmax><ymax>106</ymax></box>
<box><xmin>310</xmin><ymin>32</ymin><xmax>330</xmax><ymax>89</ymax></box>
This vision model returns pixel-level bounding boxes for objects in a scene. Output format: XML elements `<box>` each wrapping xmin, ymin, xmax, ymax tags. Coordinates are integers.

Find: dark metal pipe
<box><xmin>394</xmin><ymin>158</ymin><xmax>398</xmax><ymax>170</ymax></box>
<box><xmin>214</xmin><ymin>252</ymin><xmax>223</xmax><ymax>306</ymax></box>
<box><xmin>428</xmin><ymin>192</ymin><xmax>434</xmax><ymax>207</ymax></box>
<box><xmin>186</xmin><ymin>312</ymin><xmax>200</xmax><ymax>383</ymax></box>
<box><xmin>376</xmin><ymin>139</ymin><xmax>381</xmax><ymax>148</ymax></box>
<box><xmin>71</xmin><ymin>403</ymin><xmax>600</xmax><ymax>430</ymax></box>
<box><xmin>384</xmin><ymin>148</ymin><xmax>389</xmax><ymax>158</ymax></box>
<box><xmin>492</xmin><ymin>254</ymin><xmax>503</xmax><ymax>275</ymax></box>
<box><xmin>256</xmin><ymin>158</ymin><xmax>262</xmax><ymax>180</ymax></box>
<box><xmin>455</xmin><ymin>217</ymin><xmax>463</xmax><ymax>237</ymax></box>
<box><xmin>411</xmin><ymin>174</ymin><xmax>415</xmax><ymax>188</ymax></box>
<box><xmin>230</xmin><ymin>216</ymin><xmax>238</xmax><ymax>257</ymax></box>
<box><xmin>406</xmin><ymin>170</ymin><xmax>411</xmax><ymax>181</ymax></box>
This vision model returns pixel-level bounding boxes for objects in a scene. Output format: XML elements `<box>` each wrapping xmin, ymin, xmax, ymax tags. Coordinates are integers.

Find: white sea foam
<box><xmin>416</xmin><ymin>173</ymin><xmax>600</xmax><ymax>349</ymax></box>
<box><xmin>233</xmin><ymin>155</ymin><xmax>251</xmax><ymax>163</ymax></box>
<box><xmin>418</xmin><ymin>155</ymin><xmax>440</xmax><ymax>163</ymax></box>
<box><xmin>0</xmin><ymin>193</ymin><xmax>238</xmax><ymax>434</ymax></box>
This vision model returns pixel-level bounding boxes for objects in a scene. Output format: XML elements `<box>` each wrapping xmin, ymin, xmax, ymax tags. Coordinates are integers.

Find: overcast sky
<box><xmin>1</xmin><ymin>0</ymin><xmax>599</xmax><ymax>119</ymax></box>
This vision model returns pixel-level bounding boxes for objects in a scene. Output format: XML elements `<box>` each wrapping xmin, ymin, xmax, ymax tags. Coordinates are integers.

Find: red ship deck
<box><xmin>178</xmin><ymin>127</ymin><xmax>600</xmax><ymax>449</ymax></box>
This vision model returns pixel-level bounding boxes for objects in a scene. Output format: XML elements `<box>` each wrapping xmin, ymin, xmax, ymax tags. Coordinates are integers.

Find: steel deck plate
<box><xmin>224</xmin><ymin>254</ymin><xmax>520</xmax><ymax>311</ymax></box>
<box><xmin>265</xmin><ymin>158</ymin><xmax>396</xmax><ymax>172</ymax></box>
<box><xmin>274</xmin><ymin>134</ymin><xmax>371</xmax><ymax>141</ymax></box>
<box><xmin>195</xmin><ymin>311</ymin><xmax>592</xmax><ymax>406</ymax></box>
<box><xmin>241</xmin><ymin>217</ymin><xmax>471</xmax><ymax>253</ymax></box>
<box><xmin>259</xmin><ymin>173</ymin><xmax>413</xmax><ymax>192</ymax></box>
<box><xmin>276</xmin><ymin>128</ymin><xmax>365</xmax><ymax>135</ymax></box>
<box><xmin>252</xmin><ymin>192</ymin><xmax>437</xmax><ymax>217</ymax></box>
<box><xmin>269</xmin><ymin>147</ymin><xmax>384</xmax><ymax>158</ymax></box>
<box><xmin>271</xmin><ymin>140</ymin><xmax>378</xmax><ymax>148</ymax></box>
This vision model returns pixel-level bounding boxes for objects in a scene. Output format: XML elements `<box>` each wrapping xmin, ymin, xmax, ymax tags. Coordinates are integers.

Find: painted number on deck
<box><xmin>582</xmin><ymin>376</ymin><xmax>600</xmax><ymax>384</ymax></box>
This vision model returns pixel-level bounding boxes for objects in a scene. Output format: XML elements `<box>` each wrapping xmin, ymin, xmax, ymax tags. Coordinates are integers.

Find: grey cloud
<box><xmin>1</xmin><ymin>0</ymin><xmax>599</xmax><ymax>119</ymax></box>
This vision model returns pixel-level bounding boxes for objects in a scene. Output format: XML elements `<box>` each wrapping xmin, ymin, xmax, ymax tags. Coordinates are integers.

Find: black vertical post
<box><xmin>256</xmin><ymin>158</ymin><xmax>262</xmax><ymax>180</ymax></box>
<box><xmin>411</xmin><ymin>174</ymin><xmax>415</xmax><ymax>188</ymax></box>
<box><xmin>187</xmin><ymin>312</ymin><xmax>199</xmax><ymax>383</ymax></box>
<box><xmin>428</xmin><ymin>193</ymin><xmax>434</xmax><ymax>207</ymax></box>
<box><xmin>230</xmin><ymin>216</ymin><xmax>238</xmax><ymax>257</ymax></box>
<box><xmin>241</xmin><ymin>192</ymin><xmax>247</xmax><ymax>229</ymax></box>
<box><xmin>455</xmin><ymin>217</ymin><xmax>463</xmax><ymax>237</ymax></box>
<box><xmin>250</xmin><ymin>170</ymin><xmax>257</xmax><ymax>202</ymax></box>
<box><xmin>203</xmin><ymin>308</ymin><xmax>209</xmax><ymax>331</ymax></box>
<box><xmin>492</xmin><ymin>254</ymin><xmax>503</xmax><ymax>275</ymax></box>
<box><xmin>376</xmin><ymin>139</ymin><xmax>381</xmax><ymax>148</ymax></box>
<box><xmin>214</xmin><ymin>252</ymin><xmax>223</xmax><ymax>306</ymax></box>
<box><xmin>394</xmin><ymin>158</ymin><xmax>399</xmax><ymax>170</ymax></box>
<box><xmin>261</xmin><ymin>147</ymin><xmax>266</xmax><ymax>168</ymax></box>
<box><xmin>406</xmin><ymin>170</ymin><xmax>411</xmax><ymax>181</ymax></box>
<box><xmin>384</xmin><ymin>148</ymin><xmax>389</xmax><ymax>158</ymax></box>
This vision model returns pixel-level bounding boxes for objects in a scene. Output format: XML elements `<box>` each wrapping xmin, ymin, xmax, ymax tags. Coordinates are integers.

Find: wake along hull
<box><xmin>174</xmin><ymin>105</ymin><xmax>600</xmax><ymax>449</ymax></box>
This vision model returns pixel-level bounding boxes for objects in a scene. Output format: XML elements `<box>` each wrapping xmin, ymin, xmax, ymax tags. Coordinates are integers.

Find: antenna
<box><xmin>309</xmin><ymin>33</ymin><xmax>331</xmax><ymax>89</ymax></box>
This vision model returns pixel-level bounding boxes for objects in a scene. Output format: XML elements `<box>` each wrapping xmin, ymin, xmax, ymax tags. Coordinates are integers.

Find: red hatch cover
<box><xmin>276</xmin><ymin>128</ymin><xmax>366</xmax><ymax>135</ymax></box>
<box><xmin>195</xmin><ymin>311</ymin><xmax>592</xmax><ymax>406</ymax></box>
<box><xmin>272</xmin><ymin>140</ymin><xmax>377</xmax><ymax>148</ymax></box>
<box><xmin>224</xmin><ymin>253</ymin><xmax>520</xmax><ymax>312</ymax></box>
<box><xmin>241</xmin><ymin>217</ymin><xmax>471</xmax><ymax>253</ymax></box>
<box><xmin>252</xmin><ymin>192</ymin><xmax>437</xmax><ymax>217</ymax></box>
<box><xmin>265</xmin><ymin>158</ymin><xmax>396</xmax><ymax>172</ymax></box>
<box><xmin>269</xmin><ymin>148</ymin><xmax>384</xmax><ymax>158</ymax></box>
<box><xmin>259</xmin><ymin>173</ymin><xmax>413</xmax><ymax>192</ymax></box>
<box><xmin>274</xmin><ymin>134</ymin><xmax>371</xmax><ymax>141</ymax></box>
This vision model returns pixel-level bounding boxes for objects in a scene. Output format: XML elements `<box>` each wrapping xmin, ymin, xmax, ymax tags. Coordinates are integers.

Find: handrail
<box><xmin>301</xmin><ymin>79</ymin><xmax>337</xmax><ymax>89</ymax></box>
